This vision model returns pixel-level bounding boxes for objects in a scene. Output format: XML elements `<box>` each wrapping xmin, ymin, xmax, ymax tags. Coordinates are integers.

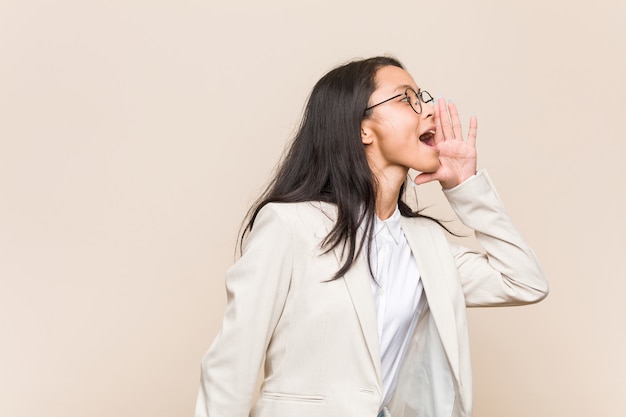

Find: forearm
<box><xmin>443</xmin><ymin>170</ymin><xmax>548</xmax><ymax>306</ymax></box>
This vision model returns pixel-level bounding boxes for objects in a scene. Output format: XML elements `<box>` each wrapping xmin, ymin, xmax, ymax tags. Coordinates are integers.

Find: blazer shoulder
<box><xmin>259</xmin><ymin>201</ymin><xmax>336</xmax><ymax>223</ymax></box>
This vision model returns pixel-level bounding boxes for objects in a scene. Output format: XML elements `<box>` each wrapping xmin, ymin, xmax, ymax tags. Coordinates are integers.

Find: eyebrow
<box><xmin>394</xmin><ymin>84</ymin><xmax>419</xmax><ymax>93</ymax></box>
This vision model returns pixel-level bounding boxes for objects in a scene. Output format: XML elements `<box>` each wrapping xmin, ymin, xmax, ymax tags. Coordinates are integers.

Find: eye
<box><xmin>405</xmin><ymin>90</ymin><xmax>419</xmax><ymax>106</ymax></box>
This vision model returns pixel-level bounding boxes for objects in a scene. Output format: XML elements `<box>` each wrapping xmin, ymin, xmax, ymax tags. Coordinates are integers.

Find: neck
<box><xmin>373</xmin><ymin>167</ymin><xmax>407</xmax><ymax>220</ymax></box>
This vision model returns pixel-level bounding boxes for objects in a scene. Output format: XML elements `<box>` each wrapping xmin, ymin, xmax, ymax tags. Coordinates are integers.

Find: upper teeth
<box><xmin>421</xmin><ymin>130</ymin><xmax>435</xmax><ymax>140</ymax></box>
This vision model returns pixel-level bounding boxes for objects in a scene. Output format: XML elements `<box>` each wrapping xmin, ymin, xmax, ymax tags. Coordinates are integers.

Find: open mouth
<box><xmin>419</xmin><ymin>129</ymin><xmax>436</xmax><ymax>147</ymax></box>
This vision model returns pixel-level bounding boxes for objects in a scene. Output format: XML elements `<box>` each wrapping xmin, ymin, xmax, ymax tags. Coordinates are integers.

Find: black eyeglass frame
<box><xmin>364</xmin><ymin>88</ymin><xmax>434</xmax><ymax>115</ymax></box>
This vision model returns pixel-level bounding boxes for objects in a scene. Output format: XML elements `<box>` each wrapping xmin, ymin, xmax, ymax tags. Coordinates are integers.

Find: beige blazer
<box><xmin>195</xmin><ymin>170</ymin><xmax>548</xmax><ymax>417</ymax></box>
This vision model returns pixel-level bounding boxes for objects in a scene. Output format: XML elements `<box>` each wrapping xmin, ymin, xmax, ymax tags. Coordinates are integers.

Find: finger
<box><xmin>448</xmin><ymin>101</ymin><xmax>463</xmax><ymax>140</ymax></box>
<box><xmin>467</xmin><ymin>115</ymin><xmax>478</xmax><ymax>147</ymax></box>
<box><xmin>438</xmin><ymin>98</ymin><xmax>453</xmax><ymax>141</ymax></box>
<box><xmin>433</xmin><ymin>101</ymin><xmax>445</xmax><ymax>144</ymax></box>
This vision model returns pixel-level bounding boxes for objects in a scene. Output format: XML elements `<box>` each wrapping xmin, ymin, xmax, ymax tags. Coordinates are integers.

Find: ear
<box><xmin>360</xmin><ymin>120</ymin><xmax>374</xmax><ymax>145</ymax></box>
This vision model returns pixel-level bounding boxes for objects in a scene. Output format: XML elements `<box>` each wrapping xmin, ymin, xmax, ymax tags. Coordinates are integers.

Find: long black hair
<box><xmin>241</xmin><ymin>56</ymin><xmax>437</xmax><ymax>279</ymax></box>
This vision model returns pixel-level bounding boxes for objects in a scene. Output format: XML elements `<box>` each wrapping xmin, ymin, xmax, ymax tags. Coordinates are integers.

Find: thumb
<box><xmin>413</xmin><ymin>172</ymin><xmax>438</xmax><ymax>186</ymax></box>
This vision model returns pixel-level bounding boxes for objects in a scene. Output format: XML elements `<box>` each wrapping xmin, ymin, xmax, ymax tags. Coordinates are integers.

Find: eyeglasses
<box><xmin>365</xmin><ymin>88</ymin><xmax>434</xmax><ymax>115</ymax></box>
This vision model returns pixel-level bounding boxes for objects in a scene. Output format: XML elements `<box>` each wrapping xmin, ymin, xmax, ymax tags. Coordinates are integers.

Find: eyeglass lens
<box><xmin>406</xmin><ymin>89</ymin><xmax>434</xmax><ymax>114</ymax></box>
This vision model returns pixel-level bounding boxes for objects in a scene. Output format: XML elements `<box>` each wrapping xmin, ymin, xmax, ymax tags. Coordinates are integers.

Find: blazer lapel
<box><xmin>315</xmin><ymin>202</ymin><xmax>382</xmax><ymax>386</ymax></box>
<box><xmin>341</xmin><ymin>251</ymin><xmax>383</xmax><ymax>386</ymax></box>
<box><xmin>401</xmin><ymin>216</ymin><xmax>461</xmax><ymax>383</ymax></box>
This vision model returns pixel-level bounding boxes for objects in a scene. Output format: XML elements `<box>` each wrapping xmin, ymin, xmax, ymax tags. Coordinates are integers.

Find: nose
<box><xmin>421</xmin><ymin>100</ymin><xmax>435</xmax><ymax>119</ymax></box>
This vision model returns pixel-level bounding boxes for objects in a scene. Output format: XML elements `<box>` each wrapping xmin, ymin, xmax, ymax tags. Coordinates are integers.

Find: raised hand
<box><xmin>414</xmin><ymin>98</ymin><xmax>478</xmax><ymax>189</ymax></box>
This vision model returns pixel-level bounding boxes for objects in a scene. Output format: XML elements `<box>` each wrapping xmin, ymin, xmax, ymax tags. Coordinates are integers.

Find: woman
<box><xmin>195</xmin><ymin>56</ymin><xmax>548</xmax><ymax>417</ymax></box>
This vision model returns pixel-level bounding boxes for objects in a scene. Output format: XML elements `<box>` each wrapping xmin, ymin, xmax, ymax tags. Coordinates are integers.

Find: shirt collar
<box><xmin>373</xmin><ymin>206</ymin><xmax>403</xmax><ymax>245</ymax></box>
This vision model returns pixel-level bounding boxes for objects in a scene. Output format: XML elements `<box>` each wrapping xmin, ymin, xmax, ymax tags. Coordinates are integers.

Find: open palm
<box><xmin>414</xmin><ymin>98</ymin><xmax>478</xmax><ymax>189</ymax></box>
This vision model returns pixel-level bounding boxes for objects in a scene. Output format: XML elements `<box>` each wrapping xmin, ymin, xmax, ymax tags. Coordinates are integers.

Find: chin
<box><xmin>414</xmin><ymin>160</ymin><xmax>440</xmax><ymax>173</ymax></box>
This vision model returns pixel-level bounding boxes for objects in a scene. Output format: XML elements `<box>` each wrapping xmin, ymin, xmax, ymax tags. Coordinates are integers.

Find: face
<box><xmin>361</xmin><ymin>65</ymin><xmax>438</xmax><ymax>177</ymax></box>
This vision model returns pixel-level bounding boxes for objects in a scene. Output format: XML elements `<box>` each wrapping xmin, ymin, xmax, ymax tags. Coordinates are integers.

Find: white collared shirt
<box><xmin>368</xmin><ymin>207</ymin><xmax>427</xmax><ymax>409</ymax></box>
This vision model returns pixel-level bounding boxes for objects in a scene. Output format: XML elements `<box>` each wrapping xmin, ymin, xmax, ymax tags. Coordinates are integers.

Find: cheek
<box><xmin>381</xmin><ymin>117</ymin><xmax>417</xmax><ymax>139</ymax></box>
<box><xmin>377</xmin><ymin>117</ymin><xmax>399</xmax><ymax>135</ymax></box>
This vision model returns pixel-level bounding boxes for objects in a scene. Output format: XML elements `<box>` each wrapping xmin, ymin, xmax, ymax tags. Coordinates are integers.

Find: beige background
<box><xmin>1</xmin><ymin>0</ymin><xmax>625</xmax><ymax>416</ymax></box>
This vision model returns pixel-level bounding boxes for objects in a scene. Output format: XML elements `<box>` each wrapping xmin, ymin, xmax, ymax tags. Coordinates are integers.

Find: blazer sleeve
<box><xmin>195</xmin><ymin>204</ymin><xmax>294</xmax><ymax>417</ymax></box>
<box><xmin>442</xmin><ymin>170</ymin><xmax>549</xmax><ymax>307</ymax></box>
